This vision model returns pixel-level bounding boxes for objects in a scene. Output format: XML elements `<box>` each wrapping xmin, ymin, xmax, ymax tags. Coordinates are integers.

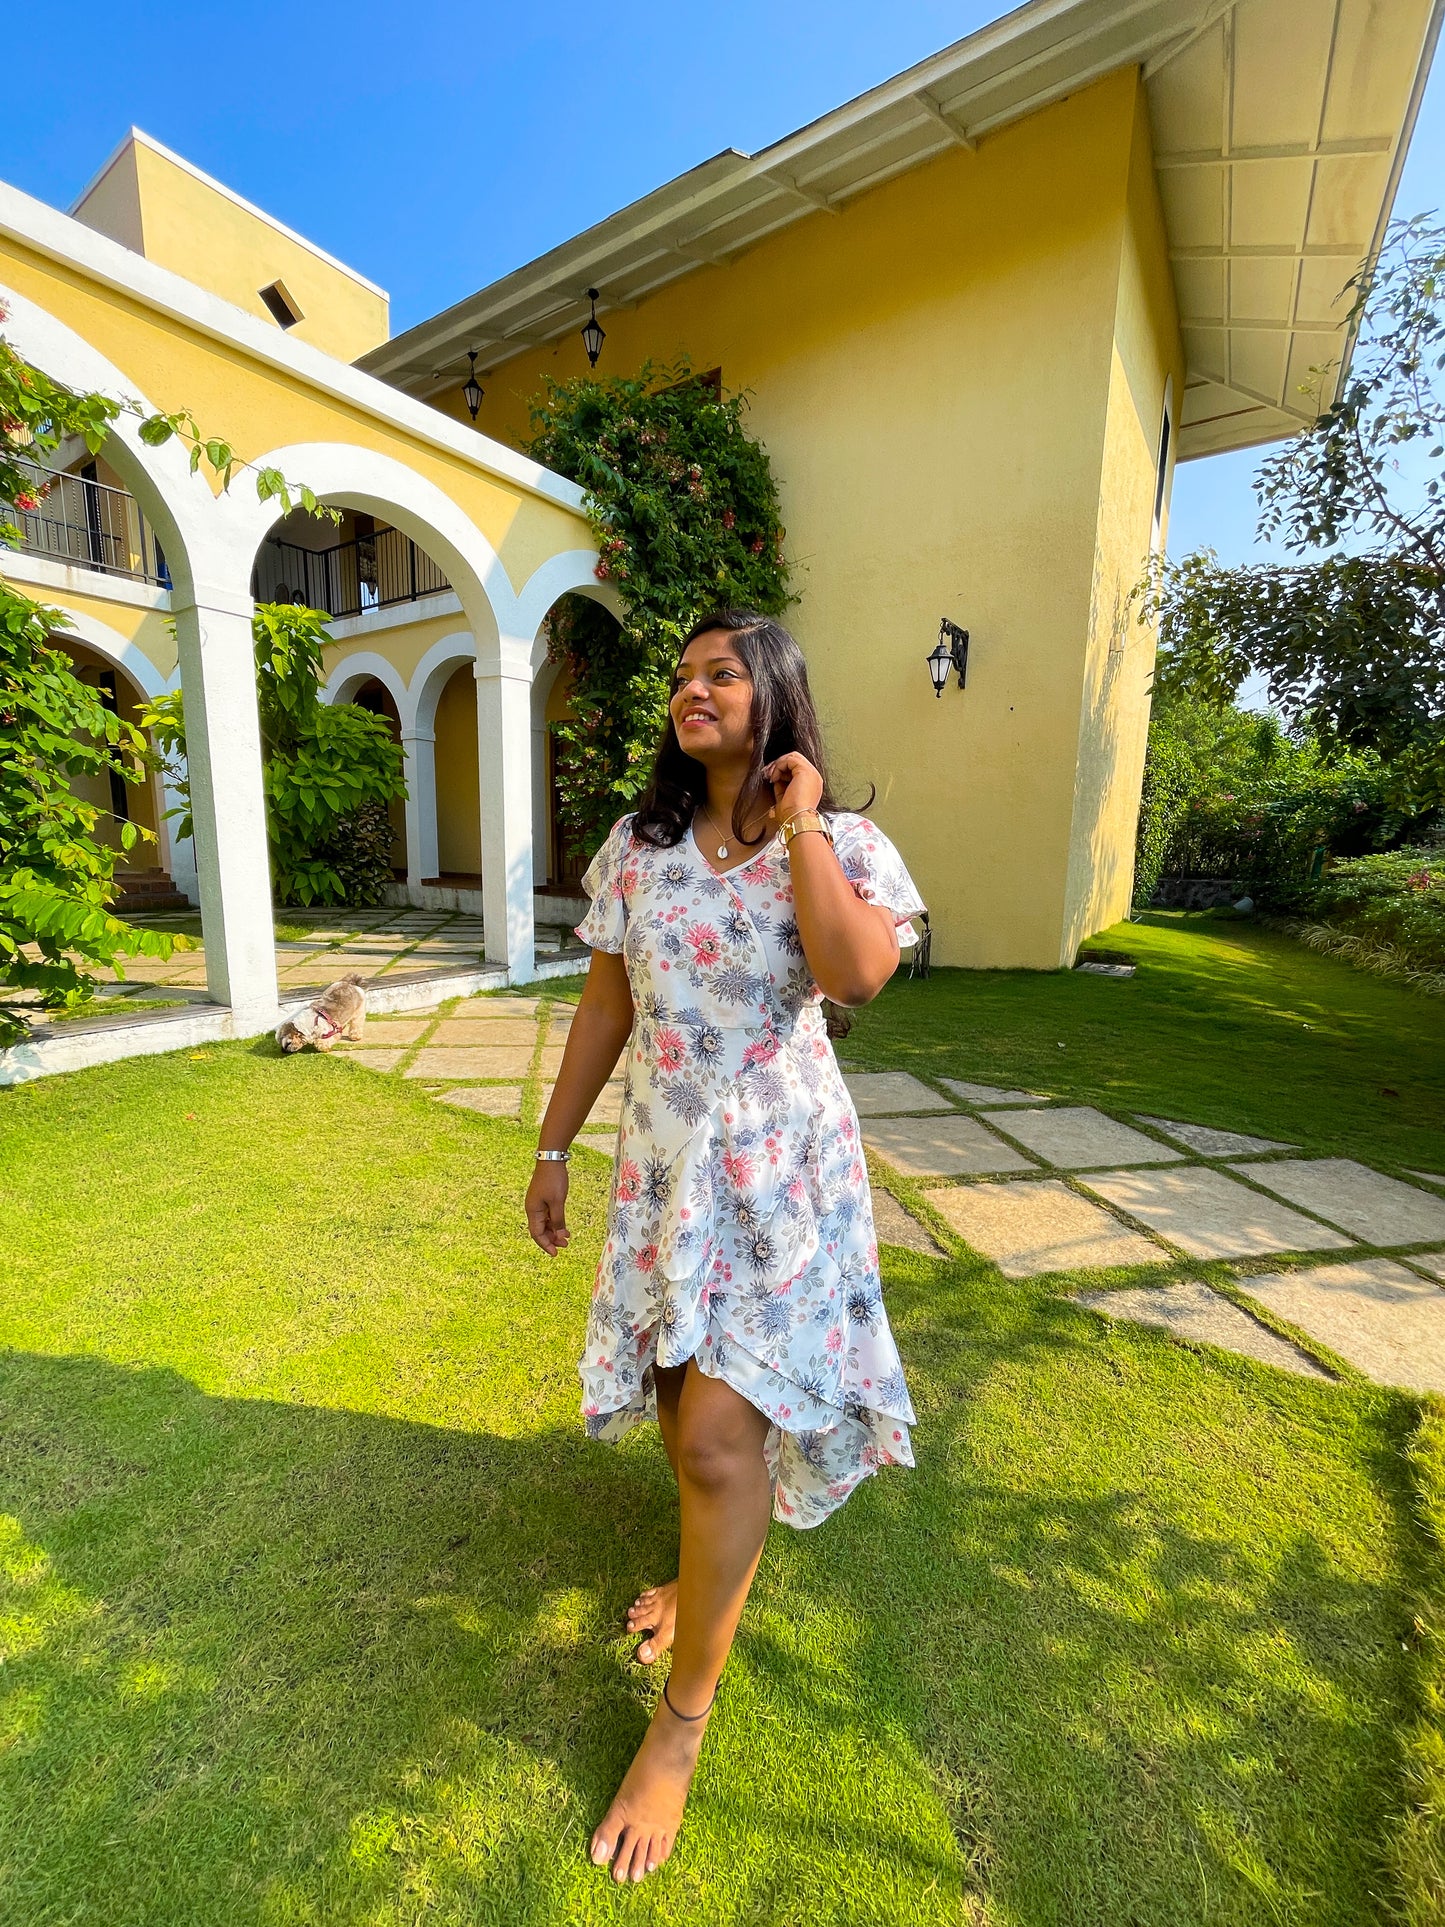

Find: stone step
<box><xmin>114</xmin><ymin>869</ymin><xmax>192</xmax><ymax>913</ymax></box>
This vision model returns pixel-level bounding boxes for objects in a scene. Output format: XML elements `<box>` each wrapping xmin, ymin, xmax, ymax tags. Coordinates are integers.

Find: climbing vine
<box><xmin>525</xmin><ymin>362</ymin><xmax>791</xmax><ymax>853</ymax></box>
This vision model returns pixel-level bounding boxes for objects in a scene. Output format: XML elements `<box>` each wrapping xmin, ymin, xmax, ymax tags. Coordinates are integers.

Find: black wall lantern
<box><xmin>462</xmin><ymin>350</ymin><xmax>485</xmax><ymax>422</ymax></box>
<box><xmin>581</xmin><ymin>288</ymin><xmax>605</xmax><ymax>368</ymax></box>
<box><xmin>927</xmin><ymin>618</ymin><xmax>970</xmax><ymax>696</ymax></box>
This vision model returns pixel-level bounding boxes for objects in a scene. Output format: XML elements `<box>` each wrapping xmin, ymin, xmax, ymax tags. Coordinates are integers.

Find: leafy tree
<box><xmin>0</xmin><ymin>584</ymin><xmax>175</xmax><ymax>1043</ymax></box>
<box><xmin>144</xmin><ymin>603</ymin><xmax>407</xmax><ymax>907</ymax></box>
<box><xmin>1133</xmin><ymin>691</ymin><xmax>1424</xmax><ymax>905</ymax></box>
<box><xmin>1140</xmin><ymin>215</ymin><xmax>1445</xmax><ymax>811</ymax></box>
<box><xmin>526</xmin><ymin>362</ymin><xmax>790</xmax><ymax>851</ymax></box>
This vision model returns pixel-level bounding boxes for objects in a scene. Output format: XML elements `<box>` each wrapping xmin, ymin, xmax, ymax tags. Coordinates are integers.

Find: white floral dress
<box><xmin>574</xmin><ymin>810</ymin><xmax>925</xmax><ymax>1528</ymax></box>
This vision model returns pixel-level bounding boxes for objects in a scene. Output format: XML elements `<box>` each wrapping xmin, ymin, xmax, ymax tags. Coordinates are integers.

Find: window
<box><xmin>1152</xmin><ymin>379</ymin><xmax>1173</xmax><ymax>545</ymax></box>
<box><xmin>258</xmin><ymin>280</ymin><xmax>303</xmax><ymax>329</ymax></box>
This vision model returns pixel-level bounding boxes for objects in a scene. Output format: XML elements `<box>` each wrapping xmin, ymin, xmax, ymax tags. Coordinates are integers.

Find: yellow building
<box><xmin>2</xmin><ymin>0</ymin><xmax>1439</xmax><ymax>1076</ymax></box>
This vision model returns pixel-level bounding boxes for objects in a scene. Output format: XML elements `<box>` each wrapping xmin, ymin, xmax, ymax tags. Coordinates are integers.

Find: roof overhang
<box><xmin>359</xmin><ymin>0</ymin><xmax>1443</xmax><ymax>461</ymax></box>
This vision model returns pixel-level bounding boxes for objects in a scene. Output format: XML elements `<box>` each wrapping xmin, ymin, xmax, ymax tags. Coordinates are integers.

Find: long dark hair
<box><xmin>632</xmin><ymin>610</ymin><xmax>867</xmax><ymax>848</ymax></box>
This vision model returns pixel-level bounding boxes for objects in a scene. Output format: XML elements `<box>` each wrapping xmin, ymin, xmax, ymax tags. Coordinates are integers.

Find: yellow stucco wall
<box><xmin>0</xmin><ymin>237</ymin><xmax>592</xmax><ymax>607</ymax></box>
<box><xmin>1063</xmin><ymin>84</ymin><xmax>1184</xmax><ymax>953</ymax></box>
<box><xmin>454</xmin><ymin>68</ymin><xmax>1179</xmax><ymax>968</ymax></box>
<box><xmin>434</xmin><ymin>666</ymin><xmax>481</xmax><ymax>875</ymax></box>
<box><xmin>73</xmin><ymin>137</ymin><xmax>390</xmax><ymax>363</ymax></box>
<box><xmin>323</xmin><ymin>609</ymin><xmax>472</xmax><ymax>690</ymax></box>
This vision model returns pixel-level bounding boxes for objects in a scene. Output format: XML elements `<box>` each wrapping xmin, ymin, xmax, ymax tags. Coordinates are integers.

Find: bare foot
<box><xmin>624</xmin><ymin>1579</ymin><xmax>677</xmax><ymax>1664</ymax></box>
<box><xmin>590</xmin><ymin>1687</ymin><xmax>712</xmax><ymax>1882</ymax></box>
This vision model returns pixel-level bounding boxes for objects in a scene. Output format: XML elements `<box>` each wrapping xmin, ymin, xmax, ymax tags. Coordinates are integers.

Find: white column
<box><xmin>171</xmin><ymin>591</ymin><xmax>278</xmax><ymax>1026</ymax></box>
<box><xmin>401</xmin><ymin>728</ymin><xmax>437</xmax><ymax>885</ymax></box>
<box><xmin>531</xmin><ymin>716</ymin><xmax>551</xmax><ymax>886</ymax></box>
<box><xmin>475</xmin><ymin>645</ymin><xmax>536</xmax><ymax>980</ymax></box>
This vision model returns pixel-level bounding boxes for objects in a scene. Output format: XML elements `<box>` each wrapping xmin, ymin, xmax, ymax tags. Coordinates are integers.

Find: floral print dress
<box><xmin>574</xmin><ymin>810</ymin><xmax>925</xmax><ymax>1528</ymax></box>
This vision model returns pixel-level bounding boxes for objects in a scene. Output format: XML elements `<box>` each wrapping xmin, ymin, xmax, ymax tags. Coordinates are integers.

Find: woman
<box><xmin>524</xmin><ymin>610</ymin><xmax>924</xmax><ymax>1884</ymax></box>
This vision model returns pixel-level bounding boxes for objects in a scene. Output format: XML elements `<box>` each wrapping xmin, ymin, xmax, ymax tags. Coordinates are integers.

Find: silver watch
<box><xmin>535</xmin><ymin>1148</ymin><xmax>571</xmax><ymax>1162</ymax></box>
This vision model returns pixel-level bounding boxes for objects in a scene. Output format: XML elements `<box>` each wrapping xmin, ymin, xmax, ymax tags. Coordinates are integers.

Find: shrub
<box><xmin>1134</xmin><ymin>694</ymin><xmax>1431</xmax><ymax>903</ymax></box>
<box><xmin>526</xmin><ymin>362</ymin><xmax>790</xmax><ymax>851</ymax></box>
<box><xmin>1279</xmin><ymin>845</ymin><xmax>1445</xmax><ymax>973</ymax></box>
<box><xmin>145</xmin><ymin>604</ymin><xmax>406</xmax><ymax>909</ymax></box>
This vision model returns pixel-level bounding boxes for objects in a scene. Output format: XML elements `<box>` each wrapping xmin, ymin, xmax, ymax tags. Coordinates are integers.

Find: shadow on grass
<box><xmin>0</xmin><ymin>1261</ymin><xmax>1421</xmax><ymax>1927</ymax></box>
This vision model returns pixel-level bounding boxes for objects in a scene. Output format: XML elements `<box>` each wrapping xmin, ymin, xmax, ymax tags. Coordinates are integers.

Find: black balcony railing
<box><xmin>253</xmin><ymin>524</ymin><xmax>449</xmax><ymax>619</ymax></box>
<box><xmin>12</xmin><ymin>461</ymin><xmax>171</xmax><ymax>587</ymax></box>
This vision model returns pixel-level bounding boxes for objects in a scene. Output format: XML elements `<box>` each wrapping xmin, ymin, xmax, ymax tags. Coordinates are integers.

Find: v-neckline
<box><xmin>689</xmin><ymin>818</ymin><xmax>779</xmax><ymax>879</ymax></box>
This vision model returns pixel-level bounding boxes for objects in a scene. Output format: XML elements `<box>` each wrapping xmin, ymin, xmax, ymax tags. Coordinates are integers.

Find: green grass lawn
<box><xmin>847</xmin><ymin>910</ymin><xmax>1445</xmax><ymax>1173</ymax></box>
<box><xmin>0</xmin><ymin>924</ymin><xmax>1442</xmax><ymax>1924</ymax></box>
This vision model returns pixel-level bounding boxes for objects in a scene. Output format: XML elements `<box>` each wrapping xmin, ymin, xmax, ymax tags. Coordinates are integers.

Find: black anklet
<box><xmin>662</xmin><ymin>1674</ymin><xmax>717</xmax><ymax>1721</ymax></box>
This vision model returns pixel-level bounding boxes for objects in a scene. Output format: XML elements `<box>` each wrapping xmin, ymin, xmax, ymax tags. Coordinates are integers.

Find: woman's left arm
<box><xmin>765</xmin><ymin>752</ymin><xmax>903</xmax><ymax>1007</ymax></box>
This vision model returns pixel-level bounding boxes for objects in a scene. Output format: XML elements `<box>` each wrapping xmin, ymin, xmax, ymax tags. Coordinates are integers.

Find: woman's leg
<box><xmin>593</xmin><ymin>1363</ymin><xmax>773</xmax><ymax>1882</ymax></box>
<box><xmin>626</xmin><ymin>1362</ymin><xmax>687</xmax><ymax>1661</ymax></box>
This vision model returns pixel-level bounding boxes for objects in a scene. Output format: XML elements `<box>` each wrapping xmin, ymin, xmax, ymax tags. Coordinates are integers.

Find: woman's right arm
<box><xmin>524</xmin><ymin>950</ymin><xmax>635</xmax><ymax>1256</ymax></box>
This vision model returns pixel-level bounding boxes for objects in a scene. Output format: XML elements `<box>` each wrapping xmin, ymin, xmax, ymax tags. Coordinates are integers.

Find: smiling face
<box><xmin>670</xmin><ymin>630</ymin><xmax>756</xmax><ymax>767</ymax></box>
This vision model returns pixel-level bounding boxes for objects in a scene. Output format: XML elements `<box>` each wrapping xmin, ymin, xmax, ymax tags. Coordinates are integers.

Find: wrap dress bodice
<box><xmin>574</xmin><ymin>810</ymin><xmax>924</xmax><ymax>1527</ymax></box>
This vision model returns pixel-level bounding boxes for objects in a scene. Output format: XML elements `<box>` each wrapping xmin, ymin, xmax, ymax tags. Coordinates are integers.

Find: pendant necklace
<box><xmin>699</xmin><ymin>803</ymin><xmax>730</xmax><ymax>861</ymax></box>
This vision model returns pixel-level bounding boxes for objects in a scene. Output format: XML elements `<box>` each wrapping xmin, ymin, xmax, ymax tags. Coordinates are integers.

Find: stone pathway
<box><xmin>331</xmin><ymin>1009</ymin><xmax>1445</xmax><ymax>1401</ymax></box>
<box><xmin>18</xmin><ymin>906</ymin><xmax>586</xmax><ymax>1031</ymax></box>
<box><xmin>839</xmin><ymin>1066</ymin><xmax>1445</xmax><ymax>1398</ymax></box>
<box><xmin>332</xmin><ymin>983</ymin><xmax>616</xmax><ymax>1157</ymax></box>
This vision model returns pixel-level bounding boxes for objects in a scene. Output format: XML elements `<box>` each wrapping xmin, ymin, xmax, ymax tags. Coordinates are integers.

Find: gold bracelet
<box><xmin>781</xmin><ymin>810</ymin><xmax>832</xmax><ymax>848</ymax></box>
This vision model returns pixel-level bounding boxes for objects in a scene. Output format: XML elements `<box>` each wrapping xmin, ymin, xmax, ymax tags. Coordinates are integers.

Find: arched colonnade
<box><xmin>3</xmin><ymin>283</ymin><xmax>612</xmax><ymax>1029</ymax></box>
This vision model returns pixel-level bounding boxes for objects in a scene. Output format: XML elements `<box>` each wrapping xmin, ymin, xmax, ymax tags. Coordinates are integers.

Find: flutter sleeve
<box><xmin>830</xmin><ymin>813</ymin><xmax>927</xmax><ymax>948</ymax></box>
<box><xmin>573</xmin><ymin>814</ymin><xmax>635</xmax><ymax>953</ymax></box>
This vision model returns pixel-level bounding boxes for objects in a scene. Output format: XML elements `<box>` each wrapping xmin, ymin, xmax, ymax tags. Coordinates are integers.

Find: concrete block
<box><xmin>1230</xmin><ymin>1158</ymin><xmax>1445</xmax><ymax>1247</ymax></box>
<box><xmin>346</xmin><ymin>1050</ymin><xmax>405</xmax><ymax>1073</ymax></box>
<box><xmin>940</xmin><ymin>1078</ymin><xmax>1046</xmax><ymax>1106</ymax></box>
<box><xmin>1075</xmin><ymin>1279</ymin><xmax>1331</xmax><ymax>1378</ymax></box>
<box><xmin>1136</xmin><ymin>1116</ymin><xmax>1296</xmax><ymax>1157</ymax></box>
<box><xmin>428</xmin><ymin>1019</ymin><xmax>539</xmax><ymax>1047</ymax></box>
<box><xmin>863</xmin><ymin>1114</ymin><xmax>1036</xmax><ymax>1177</ymax></box>
<box><xmin>1242</xmin><ymin>1258</ymin><xmax>1445</xmax><ymax>1394</ymax></box>
<box><xmin>844</xmin><ymin>1072</ymin><xmax>952</xmax><ymax>1115</ymax></box>
<box><xmin>921</xmin><ymin>1178</ymin><xmax>1168</xmax><ymax>1278</ymax></box>
<box><xmin>985</xmin><ymin>1106</ymin><xmax>1184</xmax><ymax>1168</ymax></box>
<box><xmin>347</xmin><ymin>1019</ymin><xmax>429</xmax><ymax>1048</ymax></box>
<box><xmin>405</xmin><ymin>1046</ymin><xmax>534</xmax><ymax>1079</ymax></box>
<box><xmin>1082</xmin><ymin>1167</ymin><xmax>1352</xmax><ymax>1260</ymax></box>
<box><xmin>872</xmin><ymin>1188</ymin><xmax>947</xmax><ymax>1256</ymax></box>
<box><xmin>446</xmin><ymin>997</ymin><xmax>543</xmax><ymax>1019</ymax></box>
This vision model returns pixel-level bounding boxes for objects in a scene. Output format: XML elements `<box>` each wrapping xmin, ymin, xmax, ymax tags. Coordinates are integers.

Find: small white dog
<box><xmin>276</xmin><ymin>973</ymin><xmax>367</xmax><ymax>1053</ymax></box>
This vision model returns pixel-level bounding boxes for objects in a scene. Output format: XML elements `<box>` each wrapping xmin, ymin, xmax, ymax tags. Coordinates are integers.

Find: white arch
<box><xmin>408</xmin><ymin>631</ymin><xmax>478</xmax><ymax>736</ymax></box>
<box><xmin>0</xmin><ymin>284</ymin><xmax>232</xmax><ymax>601</ymax></box>
<box><xmin>322</xmin><ymin>650</ymin><xmax>410</xmax><ymax>714</ymax></box>
<box><xmin>228</xmin><ymin>442</ymin><xmax>513</xmax><ymax>655</ymax></box>
<box><xmin>514</xmin><ymin>550</ymin><xmax>623</xmax><ymax>673</ymax></box>
<box><xmin>49</xmin><ymin>605</ymin><xmax>173</xmax><ymax>702</ymax></box>
<box><xmin>0</xmin><ymin>282</ymin><xmax>277</xmax><ymax>1022</ymax></box>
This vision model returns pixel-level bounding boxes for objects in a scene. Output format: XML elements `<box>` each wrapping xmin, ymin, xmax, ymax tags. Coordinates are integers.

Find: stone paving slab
<box><xmin>1229</xmin><ymin>1158</ymin><xmax>1445</xmax><ymax>1248</ymax></box>
<box><xmin>428</xmin><ymin>1019</ymin><xmax>539</xmax><ymax>1048</ymax></box>
<box><xmin>939</xmin><ymin>1078</ymin><xmax>1046</xmax><ymax>1106</ymax></box>
<box><xmin>1075</xmin><ymin>1280</ymin><xmax>1331</xmax><ymax>1379</ymax></box>
<box><xmin>1408</xmin><ymin>1171</ymin><xmax>1445</xmax><ymax>1187</ymax></box>
<box><xmin>446</xmin><ymin>997</ymin><xmax>543</xmax><ymax>1019</ymax></box>
<box><xmin>577</xmin><ymin>1128</ymin><xmax>618</xmax><ymax>1160</ymax></box>
<box><xmin>844</xmin><ymin>1072</ymin><xmax>952</xmax><ymax>1115</ymax></box>
<box><xmin>983</xmin><ymin>1106</ymin><xmax>1184</xmax><ymax>1168</ymax></box>
<box><xmin>436</xmin><ymin>1085</ymin><xmax>523</xmax><ymax>1118</ymax></box>
<box><xmin>349</xmin><ymin>1019</ymin><xmax>429</xmax><ymax>1049</ymax></box>
<box><xmin>872</xmin><ymin>1188</ymin><xmax>947</xmax><ymax>1256</ymax></box>
<box><xmin>862</xmin><ymin>1114</ymin><xmax>1037</xmax><ymax>1178</ymax></box>
<box><xmin>1136</xmin><ymin>1116</ymin><xmax>1297</xmax><ymax>1158</ymax></box>
<box><xmin>346</xmin><ymin>1050</ymin><xmax>406</xmax><ymax>1073</ymax></box>
<box><xmin>1411</xmin><ymin>1251</ymin><xmax>1445</xmax><ymax>1281</ymax></box>
<box><xmin>921</xmin><ymin>1178</ymin><xmax>1169</xmax><ymax>1278</ymax></box>
<box><xmin>1081</xmin><ymin>1167</ymin><xmax>1353</xmax><ymax>1260</ymax></box>
<box><xmin>539</xmin><ymin>1080</ymin><xmax>625</xmax><ymax>1127</ymax></box>
<box><xmin>1241</xmin><ymin>1259</ymin><xmax>1445</xmax><ymax>1394</ymax></box>
<box><xmin>405</xmin><ymin>1046</ymin><xmax>535</xmax><ymax>1080</ymax></box>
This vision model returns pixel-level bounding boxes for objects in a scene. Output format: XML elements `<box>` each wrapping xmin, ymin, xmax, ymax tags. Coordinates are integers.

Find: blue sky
<box><xmin>20</xmin><ymin>0</ymin><xmax>1445</xmax><ymax>566</ymax></box>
